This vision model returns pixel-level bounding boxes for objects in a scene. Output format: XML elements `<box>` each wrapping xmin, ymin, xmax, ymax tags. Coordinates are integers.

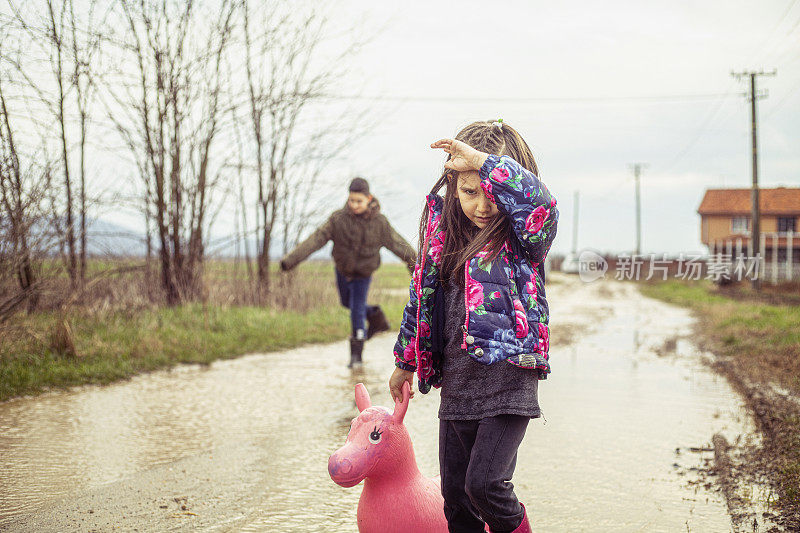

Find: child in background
<box><xmin>389</xmin><ymin>120</ymin><xmax>558</xmax><ymax>532</ymax></box>
<box><xmin>280</xmin><ymin>177</ymin><xmax>416</xmax><ymax>368</ymax></box>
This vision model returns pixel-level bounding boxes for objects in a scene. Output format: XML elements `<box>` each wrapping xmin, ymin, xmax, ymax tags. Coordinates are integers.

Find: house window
<box><xmin>777</xmin><ymin>217</ymin><xmax>796</xmax><ymax>233</ymax></box>
<box><xmin>731</xmin><ymin>216</ymin><xmax>750</xmax><ymax>234</ymax></box>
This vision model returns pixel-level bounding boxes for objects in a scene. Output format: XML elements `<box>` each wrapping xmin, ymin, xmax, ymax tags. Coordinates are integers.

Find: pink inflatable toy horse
<box><xmin>328</xmin><ymin>382</ymin><xmax>448</xmax><ymax>533</ymax></box>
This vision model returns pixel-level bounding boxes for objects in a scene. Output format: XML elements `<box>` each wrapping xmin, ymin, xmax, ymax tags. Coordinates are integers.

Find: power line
<box><xmin>764</xmin><ymin>75</ymin><xmax>800</xmax><ymax>118</ymax></box>
<box><xmin>748</xmin><ymin>0</ymin><xmax>800</xmax><ymax>65</ymax></box>
<box><xmin>659</xmin><ymin>84</ymin><xmax>740</xmax><ymax>174</ymax></box>
<box><xmin>315</xmin><ymin>92</ymin><xmax>743</xmax><ymax>105</ymax></box>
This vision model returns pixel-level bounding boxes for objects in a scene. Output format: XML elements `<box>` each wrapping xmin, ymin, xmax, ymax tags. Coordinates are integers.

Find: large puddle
<box><xmin>0</xmin><ymin>276</ymin><xmax>755</xmax><ymax>532</ymax></box>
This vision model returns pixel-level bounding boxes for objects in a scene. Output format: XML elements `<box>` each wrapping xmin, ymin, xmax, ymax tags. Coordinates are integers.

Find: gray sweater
<box><xmin>438</xmin><ymin>279</ymin><xmax>541</xmax><ymax>420</ymax></box>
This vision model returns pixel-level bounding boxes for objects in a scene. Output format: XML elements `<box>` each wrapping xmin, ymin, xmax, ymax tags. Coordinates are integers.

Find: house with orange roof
<box><xmin>697</xmin><ymin>187</ymin><xmax>800</xmax><ymax>279</ymax></box>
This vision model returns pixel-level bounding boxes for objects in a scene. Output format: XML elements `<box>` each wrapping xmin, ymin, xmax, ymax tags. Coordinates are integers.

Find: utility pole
<box><xmin>732</xmin><ymin>69</ymin><xmax>776</xmax><ymax>290</ymax></box>
<box><xmin>572</xmin><ymin>190</ymin><xmax>579</xmax><ymax>255</ymax></box>
<box><xmin>629</xmin><ymin>163</ymin><xmax>647</xmax><ymax>256</ymax></box>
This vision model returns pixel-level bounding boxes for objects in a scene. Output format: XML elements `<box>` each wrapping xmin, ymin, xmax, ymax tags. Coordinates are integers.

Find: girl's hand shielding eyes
<box><xmin>431</xmin><ymin>139</ymin><xmax>489</xmax><ymax>172</ymax></box>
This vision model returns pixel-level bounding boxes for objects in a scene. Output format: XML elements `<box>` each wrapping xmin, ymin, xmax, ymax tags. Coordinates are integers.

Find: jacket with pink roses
<box><xmin>393</xmin><ymin>154</ymin><xmax>559</xmax><ymax>394</ymax></box>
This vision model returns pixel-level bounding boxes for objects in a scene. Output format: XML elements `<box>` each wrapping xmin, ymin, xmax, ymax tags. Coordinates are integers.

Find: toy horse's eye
<box><xmin>368</xmin><ymin>426</ymin><xmax>382</xmax><ymax>444</ymax></box>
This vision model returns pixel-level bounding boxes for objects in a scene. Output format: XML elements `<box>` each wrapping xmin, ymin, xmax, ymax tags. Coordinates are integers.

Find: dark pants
<box><xmin>335</xmin><ymin>269</ymin><xmax>376</xmax><ymax>339</ymax></box>
<box><xmin>439</xmin><ymin>415</ymin><xmax>529</xmax><ymax>533</ymax></box>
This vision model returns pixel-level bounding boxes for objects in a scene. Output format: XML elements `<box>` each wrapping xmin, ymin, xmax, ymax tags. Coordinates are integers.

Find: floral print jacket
<box><xmin>393</xmin><ymin>154</ymin><xmax>559</xmax><ymax>393</ymax></box>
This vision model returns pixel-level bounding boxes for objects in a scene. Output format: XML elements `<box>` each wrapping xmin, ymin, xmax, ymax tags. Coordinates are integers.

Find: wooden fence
<box><xmin>710</xmin><ymin>231</ymin><xmax>799</xmax><ymax>283</ymax></box>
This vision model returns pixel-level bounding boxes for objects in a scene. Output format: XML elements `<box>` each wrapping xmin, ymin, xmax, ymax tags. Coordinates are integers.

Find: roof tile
<box><xmin>697</xmin><ymin>187</ymin><xmax>800</xmax><ymax>215</ymax></box>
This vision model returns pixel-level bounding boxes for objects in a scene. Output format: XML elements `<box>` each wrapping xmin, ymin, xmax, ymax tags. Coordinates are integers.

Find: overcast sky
<box><xmin>65</xmin><ymin>1</ymin><xmax>800</xmax><ymax>258</ymax></box>
<box><xmin>309</xmin><ymin>0</ymin><xmax>800</xmax><ymax>257</ymax></box>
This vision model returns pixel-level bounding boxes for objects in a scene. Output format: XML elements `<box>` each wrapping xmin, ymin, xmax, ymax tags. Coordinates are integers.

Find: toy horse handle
<box><xmin>354</xmin><ymin>382</ymin><xmax>410</xmax><ymax>424</ymax></box>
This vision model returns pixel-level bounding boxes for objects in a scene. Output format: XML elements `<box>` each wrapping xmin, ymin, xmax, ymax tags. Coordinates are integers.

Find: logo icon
<box><xmin>578</xmin><ymin>250</ymin><xmax>607</xmax><ymax>282</ymax></box>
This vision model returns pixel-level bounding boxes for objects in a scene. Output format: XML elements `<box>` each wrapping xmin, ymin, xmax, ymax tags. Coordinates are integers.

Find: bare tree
<box><xmin>227</xmin><ymin>99</ymin><xmax>255</xmax><ymax>289</ymax></box>
<box><xmin>241</xmin><ymin>1</ymin><xmax>369</xmax><ymax>294</ymax></box>
<box><xmin>9</xmin><ymin>0</ymin><xmax>78</xmax><ymax>287</ymax></box>
<box><xmin>67</xmin><ymin>1</ymin><xmax>106</xmax><ymax>284</ymax></box>
<box><xmin>4</xmin><ymin>0</ymin><xmax>108</xmax><ymax>289</ymax></box>
<box><xmin>1</xmin><ymin>0</ymin><xmax>377</xmax><ymax>314</ymax></box>
<box><xmin>102</xmin><ymin>0</ymin><xmax>236</xmax><ymax>305</ymax></box>
<box><xmin>0</xmin><ymin>24</ymin><xmax>52</xmax><ymax>314</ymax></box>
<box><xmin>0</xmin><ymin>74</ymin><xmax>35</xmax><ymax>304</ymax></box>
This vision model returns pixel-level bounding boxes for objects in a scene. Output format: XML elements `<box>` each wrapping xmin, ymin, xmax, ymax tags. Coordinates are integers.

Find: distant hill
<box><xmin>84</xmin><ymin>218</ymin><xmax>148</xmax><ymax>256</ymax></box>
<box><xmin>75</xmin><ymin>218</ymin><xmax>406</xmax><ymax>263</ymax></box>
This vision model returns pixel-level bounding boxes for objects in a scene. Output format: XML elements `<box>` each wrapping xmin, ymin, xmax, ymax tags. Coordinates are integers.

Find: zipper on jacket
<box><xmin>461</xmin><ymin>261</ymin><xmax>470</xmax><ymax>350</ymax></box>
<box><xmin>414</xmin><ymin>205</ymin><xmax>435</xmax><ymax>363</ymax></box>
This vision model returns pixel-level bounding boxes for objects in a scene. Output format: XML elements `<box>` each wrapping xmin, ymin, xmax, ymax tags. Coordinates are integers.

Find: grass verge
<box><xmin>1</xmin><ymin>262</ymin><xmax>411</xmax><ymax>403</ymax></box>
<box><xmin>640</xmin><ymin>279</ymin><xmax>800</xmax><ymax>526</ymax></box>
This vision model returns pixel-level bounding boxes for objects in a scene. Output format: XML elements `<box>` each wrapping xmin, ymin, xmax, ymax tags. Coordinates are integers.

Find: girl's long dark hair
<box><xmin>418</xmin><ymin>120</ymin><xmax>539</xmax><ymax>287</ymax></box>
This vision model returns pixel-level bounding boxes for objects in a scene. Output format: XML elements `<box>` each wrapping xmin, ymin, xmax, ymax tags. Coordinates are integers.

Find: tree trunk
<box><xmin>79</xmin><ymin>108</ymin><xmax>87</xmax><ymax>284</ymax></box>
<box><xmin>48</xmin><ymin>1</ymin><xmax>78</xmax><ymax>290</ymax></box>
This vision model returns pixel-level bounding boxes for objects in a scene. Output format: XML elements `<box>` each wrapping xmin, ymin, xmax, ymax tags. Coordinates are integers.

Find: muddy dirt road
<box><xmin>0</xmin><ymin>275</ymin><xmax>760</xmax><ymax>532</ymax></box>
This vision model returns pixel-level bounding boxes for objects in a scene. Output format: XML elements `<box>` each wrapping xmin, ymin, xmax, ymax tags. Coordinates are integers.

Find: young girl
<box><xmin>280</xmin><ymin>177</ymin><xmax>416</xmax><ymax>368</ymax></box>
<box><xmin>388</xmin><ymin>120</ymin><xmax>558</xmax><ymax>532</ymax></box>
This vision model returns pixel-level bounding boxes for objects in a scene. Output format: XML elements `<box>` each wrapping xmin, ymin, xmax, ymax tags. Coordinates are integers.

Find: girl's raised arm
<box><xmin>478</xmin><ymin>154</ymin><xmax>558</xmax><ymax>265</ymax></box>
<box><xmin>430</xmin><ymin>138</ymin><xmax>558</xmax><ymax>265</ymax></box>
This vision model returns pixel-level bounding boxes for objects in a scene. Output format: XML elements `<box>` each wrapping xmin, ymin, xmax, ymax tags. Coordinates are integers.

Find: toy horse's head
<box><xmin>328</xmin><ymin>382</ymin><xmax>413</xmax><ymax>487</ymax></box>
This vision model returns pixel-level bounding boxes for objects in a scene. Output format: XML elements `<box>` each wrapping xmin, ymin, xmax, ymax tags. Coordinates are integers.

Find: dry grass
<box><xmin>0</xmin><ymin>258</ymin><xmax>362</xmax><ymax>317</ymax></box>
<box><xmin>0</xmin><ymin>260</ymin><xmax>412</xmax><ymax>402</ymax></box>
<box><xmin>641</xmin><ymin>280</ymin><xmax>800</xmax><ymax>393</ymax></box>
<box><xmin>641</xmin><ymin>279</ymin><xmax>800</xmax><ymax>524</ymax></box>
<box><xmin>717</xmin><ymin>280</ymin><xmax>800</xmax><ymax>307</ymax></box>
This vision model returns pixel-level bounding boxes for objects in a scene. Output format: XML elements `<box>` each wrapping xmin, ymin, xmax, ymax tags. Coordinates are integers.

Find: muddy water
<box><xmin>0</xmin><ymin>276</ymin><xmax>754</xmax><ymax>532</ymax></box>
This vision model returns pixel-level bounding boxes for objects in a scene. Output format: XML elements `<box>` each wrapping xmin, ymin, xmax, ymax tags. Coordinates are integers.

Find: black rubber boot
<box><xmin>366</xmin><ymin>306</ymin><xmax>390</xmax><ymax>339</ymax></box>
<box><xmin>348</xmin><ymin>338</ymin><xmax>364</xmax><ymax>368</ymax></box>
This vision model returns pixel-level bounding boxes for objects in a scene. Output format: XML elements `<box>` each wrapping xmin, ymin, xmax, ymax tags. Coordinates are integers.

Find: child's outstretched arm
<box><xmin>279</xmin><ymin>217</ymin><xmax>334</xmax><ymax>271</ymax></box>
<box><xmin>382</xmin><ymin>220</ymin><xmax>417</xmax><ymax>273</ymax></box>
<box><xmin>431</xmin><ymin>138</ymin><xmax>558</xmax><ymax>265</ymax></box>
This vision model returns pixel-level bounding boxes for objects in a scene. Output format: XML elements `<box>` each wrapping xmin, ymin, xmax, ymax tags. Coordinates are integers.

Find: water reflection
<box><xmin>1</xmin><ymin>278</ymin><xmax>757</xmax><ymax>532</ymax></box>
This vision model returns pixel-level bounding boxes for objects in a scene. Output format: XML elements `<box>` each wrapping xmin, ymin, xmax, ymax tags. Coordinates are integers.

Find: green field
<box><xmin>641</xmin><ymin>279</ymin><xmax>800</xmax><ymax>517</ymax></box>
<box><xmin>640</xmin><ymin>280</ymin><xmax>800</xmax><ymax>392</ymax></box>
<box><xmin>0</xmin><ymin>262</ymin><xmax>411</xmax><ymax>402</ymax></box>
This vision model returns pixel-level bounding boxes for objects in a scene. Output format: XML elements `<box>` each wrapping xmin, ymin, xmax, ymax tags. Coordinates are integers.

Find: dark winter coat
<box><xmin>393</xmin><ymin>154</ymin><xmax>559</xmax><ymax>393</ymax></box>
<box><xmin>280</xmin><ymin>198</ymin><xmax>417</xmax><ymax>278</ymax></box>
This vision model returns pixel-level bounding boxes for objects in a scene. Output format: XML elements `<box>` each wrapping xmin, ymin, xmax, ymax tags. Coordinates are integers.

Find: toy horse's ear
<box><xmin>355</xmin><ymin>383</ymin><xmax>371</xmax><ymax>412</ymax></box>
<box><xmin>392</xmin><ymin>381</ymin><xmax>411</xmax><ymax>423</ymax></box>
